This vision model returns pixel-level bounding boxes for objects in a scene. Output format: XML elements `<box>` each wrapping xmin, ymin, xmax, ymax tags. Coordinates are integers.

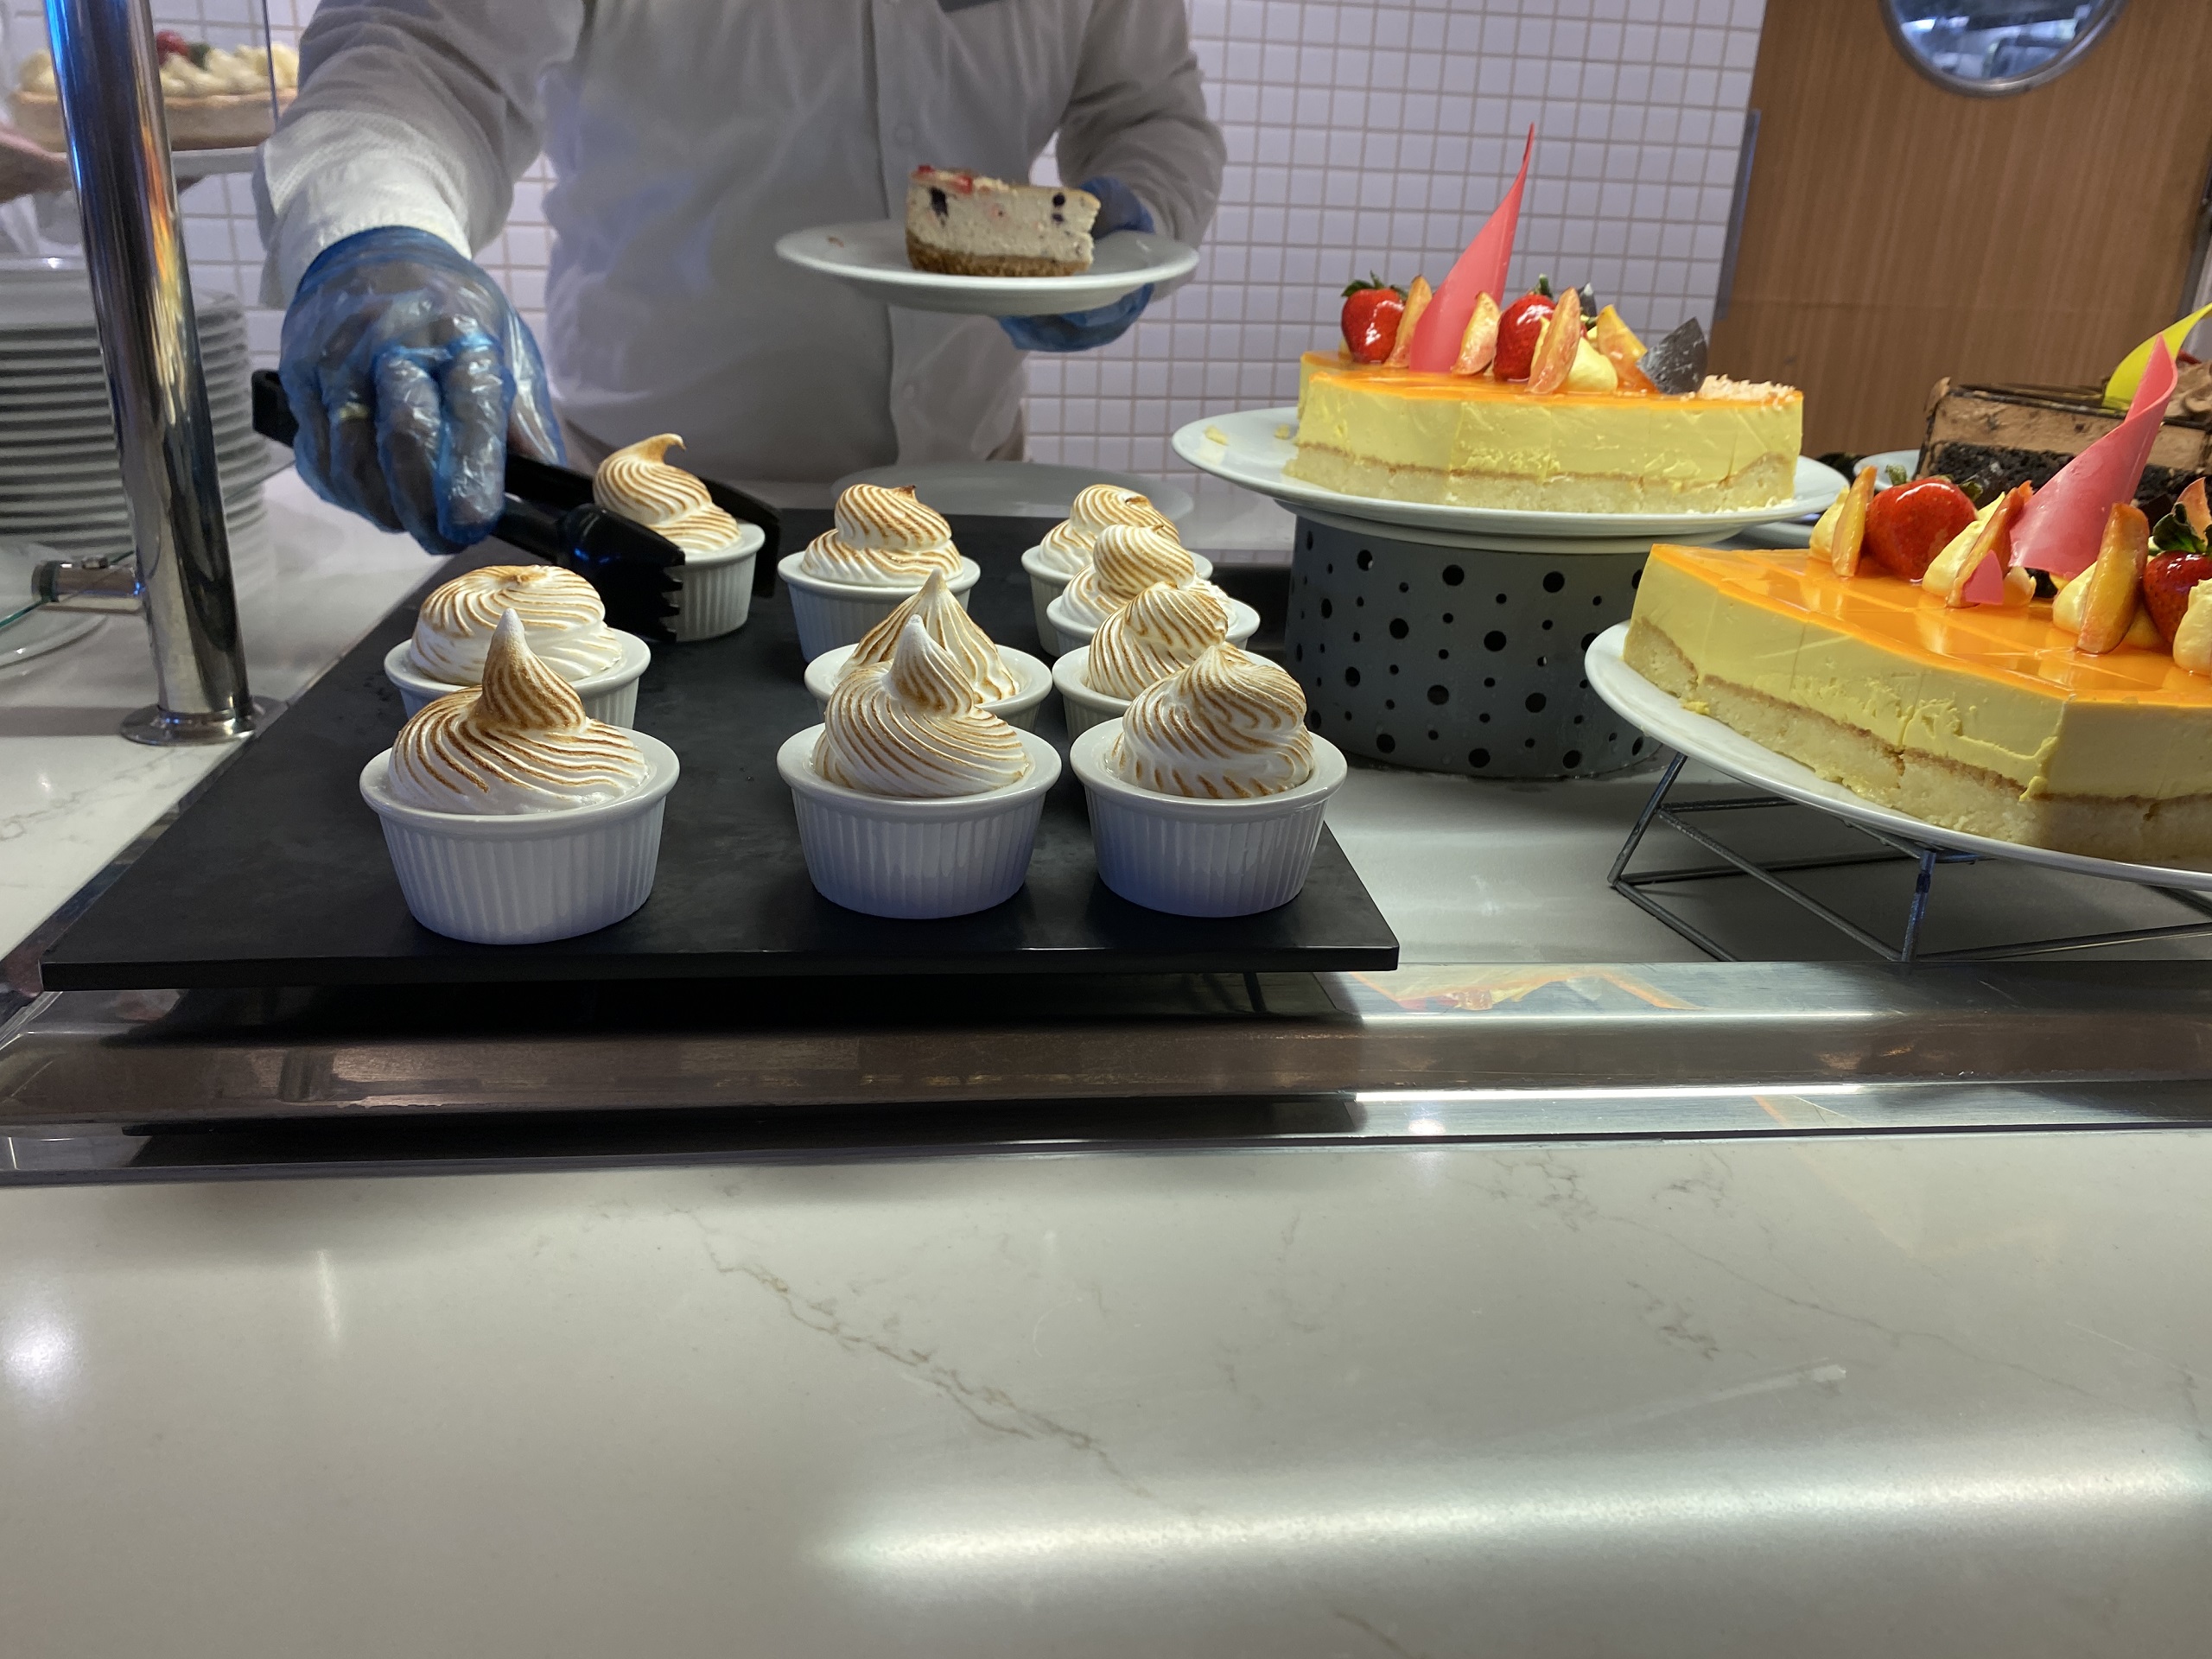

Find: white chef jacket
<box><xmin>255</xmin><ymin>0</ymin><xmax>1224</xmax><ymax>483</ymax></box>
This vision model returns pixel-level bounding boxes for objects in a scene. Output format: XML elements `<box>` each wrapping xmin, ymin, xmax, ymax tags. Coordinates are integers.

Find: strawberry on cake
<box><xmin>905</xmin><ymin>167</ymin><xmax>1100</xmax><ymax>278</ymax></box>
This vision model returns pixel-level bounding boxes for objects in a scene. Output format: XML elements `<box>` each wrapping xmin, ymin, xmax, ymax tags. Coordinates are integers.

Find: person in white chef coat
<box><xmin>256</xmin><ymin>0</ymin><xmax>1224</xmax><ymax>554</ymax></box>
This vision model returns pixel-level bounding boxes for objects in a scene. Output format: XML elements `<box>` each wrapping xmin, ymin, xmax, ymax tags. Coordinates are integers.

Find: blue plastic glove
<box><xmin>279</xmin><ymin>226</ymin><xmax>564</xmax><ymax>556</ymax></box>
<box><xmin>997</xmin><ymin>176</ymin><xmax>1155</xmax><ymax>353</ymax></box>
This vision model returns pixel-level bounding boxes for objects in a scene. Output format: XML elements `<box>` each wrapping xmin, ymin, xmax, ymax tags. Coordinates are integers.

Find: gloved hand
<box><xmin>997</xmin><ymin>176</ymin><xmax>1155</xmax><ymax>353</ymax></box>
<box><xmin>278</xmin><ymin>226</ymin><xmax>564</xmax><ymax>556</ymax></box>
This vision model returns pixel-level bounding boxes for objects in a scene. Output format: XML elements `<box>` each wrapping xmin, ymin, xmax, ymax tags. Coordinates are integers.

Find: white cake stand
<box><xmin>1173</xmin><ymin>407</ymin><xmax>1847</xmax><ymax>553</ymax></box>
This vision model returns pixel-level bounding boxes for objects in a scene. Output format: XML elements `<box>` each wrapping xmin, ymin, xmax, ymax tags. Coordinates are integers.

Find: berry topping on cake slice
<box><xmin>905</xmin><ymin>167</ymin><xmax>1102</xmax><ymax>278</ymax></box>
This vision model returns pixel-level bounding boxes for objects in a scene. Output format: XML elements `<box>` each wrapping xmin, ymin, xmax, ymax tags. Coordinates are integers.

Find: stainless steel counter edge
<box><xmin>4</xmin><ymin>959</ymin><xmax>2212</xmax><ymax>1138</ymax></box>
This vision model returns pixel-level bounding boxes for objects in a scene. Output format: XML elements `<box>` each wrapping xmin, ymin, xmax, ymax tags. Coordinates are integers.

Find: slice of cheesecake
<box><xmin>905</xmin><ymin>167</ymin><xmax>1100</xmax><ymax>278</ymax></box>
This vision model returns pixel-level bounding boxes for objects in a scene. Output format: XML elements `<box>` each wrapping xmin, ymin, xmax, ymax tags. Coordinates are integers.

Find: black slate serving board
<box><xmin>41</xmin><ymin>516</ymin><xmax>1397</xmax><ymax>989</ymax></box>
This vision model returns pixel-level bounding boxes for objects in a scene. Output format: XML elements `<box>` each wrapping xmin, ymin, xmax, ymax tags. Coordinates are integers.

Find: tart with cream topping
<box><xmin>13</xmin><ymin>38</ymin><xmax>297</xmax><ymax>151</ymax></box>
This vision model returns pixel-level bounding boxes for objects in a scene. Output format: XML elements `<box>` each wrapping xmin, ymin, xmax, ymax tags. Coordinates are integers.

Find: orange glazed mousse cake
<box><xmin>1287</xmin><ymin>276</ymin><xmax>1801</xmax><ymax>513</ymax></box>
<box><xmin>1623</xmin><ymin>524</ymin><xmax>2212</xmax><ymax>865</ymax></box>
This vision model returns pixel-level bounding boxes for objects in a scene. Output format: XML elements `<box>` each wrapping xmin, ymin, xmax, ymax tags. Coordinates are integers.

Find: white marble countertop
<box><xmin>4</xmin><ymin>1128</ymin><xmax>2209</xmax><ymax>1655</ymax></box>
<box><xmin>0</xmin><ymin>477</ymin><xmax>436</xmax><ymax>969</ymax></box>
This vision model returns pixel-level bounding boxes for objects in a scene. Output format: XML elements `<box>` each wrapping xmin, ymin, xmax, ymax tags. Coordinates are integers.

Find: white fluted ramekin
<box><xmin>385</xmin><ymin>630</ymin><xmax>652</xmax><ymax>728</ymax></box>
<box><xmin>776</xmin><ymin>554</ymin><xmax>982</xmax><ymax>661</ymax></box>
<box><xmin>1049</xmin><ymin>646</ymin><xmax>1134</xmax><ymax>739</ymax></box>
<box><xmin>1047</xmin><ymin>592</ymin><xmax>1258</xmax><ymax>659</ymax></box>
<box><xmin>671</xmin><ymin>523</ymin><xmax>766</xmax><ymax>642</ymax></box>
<box><xmin>1070</xmin><ymin>721</ymin><xmax>1347</xmax><ymax>917</ymax></box>
<box><xmin>804</xmin><ymin>642</ymin><xmax>1052</xmax><ymax>731</ymax></box>
<box><xmin>777</xmin><ymin>725</ymin><xmax>1061</xmax><ymax>918</ymax></box>
<box><xmin>359</xmin><ymin>732</ymin><xmax>680</xmax><ymax>944</ymax></box>
<box><xmin>1020</xmin><ymin>545</ymin><xmax>1212</xmax><ymax>659</ymax></box>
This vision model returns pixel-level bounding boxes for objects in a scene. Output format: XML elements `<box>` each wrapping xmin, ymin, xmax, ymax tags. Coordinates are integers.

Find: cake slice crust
<box><xmin>904</xmin><ymin>167</ymin><xmax>1099</xmax><ymax>278</ymax></box>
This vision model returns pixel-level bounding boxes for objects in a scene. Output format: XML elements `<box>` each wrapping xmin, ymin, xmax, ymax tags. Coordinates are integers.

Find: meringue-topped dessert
<box><xmin>408</xmin><ymin>565</ymin><xmax>629</xmax><ymax>684</ymax></box>
<box><xmin>799</xmin><ymin>483</ymin><xmax>963</xmax><ymax>588</ymax></box>
<box><xmin>390</xmin><ymin>611</ymin><xmax>649</xmax><ymax>815</ymax></box>
<box><xmin>817</xmin><ymin>618</ymin><xmax>1033</xmax><ymax>799</ymax></box>
<box><xmin>1084</xmin><ymin>582</ymin><xmax>1233</xmax><ymax>699</ymax></box>
<box><xmin>843</xmin><ymin>570</ymin><xmax>1022</xmax><ymax>702</ymax></box>
<box><xmin>593</xmin><ymin>434</ymin><xmax>745</xmax><ymax>556</ymax></box>
<box><xmin>365</xmin><ymin>610</ymin><xmax>678</xmax><ymax>945</ymax></box>
<box><xmin>1113</xmin><ymin>644</ymin><xmax>1317</xmax><ymax>799</ymax></box>
<box><xmin>1030</xmin><ymin>485</ymin><xmax>1177</xmax><ymax>582</ymax></box>
<box><xmin>1058</xmin><ymin>523</ymin><xmax>1229</xmax><ymax>632</ymax></box>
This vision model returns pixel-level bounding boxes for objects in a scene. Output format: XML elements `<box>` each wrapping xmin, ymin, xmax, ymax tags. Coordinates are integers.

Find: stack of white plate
<box><xmin>0</xmin><ymin>262</ymin><xmax>270</xmax><ymax>566</ymax></box>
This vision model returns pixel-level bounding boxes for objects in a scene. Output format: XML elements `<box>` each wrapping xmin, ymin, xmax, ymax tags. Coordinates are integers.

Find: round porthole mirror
<box><xmin>1883</xmin><ymin>0</ymin><xmax>2128</xmax><ymax>97</ymax></box>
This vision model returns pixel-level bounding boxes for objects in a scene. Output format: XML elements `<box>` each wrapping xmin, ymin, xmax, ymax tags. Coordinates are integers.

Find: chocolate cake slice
<box><xmin>1920</xmin><ymin>376</ymin><xmax>2212</xmax><ymax>514</ymax></box>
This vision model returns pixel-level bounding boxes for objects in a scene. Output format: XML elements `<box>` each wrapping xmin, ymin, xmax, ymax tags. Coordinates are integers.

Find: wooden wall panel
<box><xmin>1710</xmin><ymin>0</ymin><xmax>2212</xmax><ymax>454</ymax></box>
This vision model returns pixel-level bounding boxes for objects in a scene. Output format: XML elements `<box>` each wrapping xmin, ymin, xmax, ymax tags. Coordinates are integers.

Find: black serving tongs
<box><xmin>251</xmin><ymin>370</ymin><xmax>781</xmax><ymax>642</ymax></box>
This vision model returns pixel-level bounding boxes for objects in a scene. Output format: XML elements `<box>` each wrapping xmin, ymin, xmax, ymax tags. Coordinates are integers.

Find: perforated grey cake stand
<box><xmin>1284</xmin><ymin>505</ymin><xmax>1658</xmax><ymax>779</ymax></box>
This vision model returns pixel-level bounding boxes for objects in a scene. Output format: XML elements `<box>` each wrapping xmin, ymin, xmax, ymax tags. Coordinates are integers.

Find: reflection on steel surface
<box><xmin>6</xmin><ymin>958</ymin><xmax>2212</xmax><ymax>1173</ymax></box>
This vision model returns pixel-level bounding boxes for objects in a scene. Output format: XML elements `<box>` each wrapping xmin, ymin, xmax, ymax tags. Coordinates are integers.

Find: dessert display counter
<box><xmin>10</xmin><ymin>486</ymin><xmax>2212</xmax><ymax>1657</ymax></box>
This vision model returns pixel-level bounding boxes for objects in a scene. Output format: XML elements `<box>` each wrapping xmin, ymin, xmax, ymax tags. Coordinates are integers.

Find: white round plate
<box><xmin>0</xmin><ymin>604</ymin><xmax>101</xmax><ymax>667</ymax></box>
<box><xmin>775</xmin><ymin>220</ymin><xmax>1199</xmax><ymax>317</ymax></box>
<box><xmin>1173</xmin><ymin>406</ymin><xmax>1847</xmax><ymax>550</ymax></box>
<box><xmin>1732</xmin><ymin>448</ymin><xmax>1929</xmax><ymax>549</ymax></box>
<box><xmin>172</xmin><ymin>146</ymin><xmax>262</xmax><ymax>181</ymax></box>
<box><xmin>829</xmin><ymin>459</ymin><xmax>1196</xmax><ymax>522</ymax></box>
<box><xmin>1732</xmin><ymin>517</ymin><xmax>1821</xmax><ymax>549</ymax></box>
<box><xmin>0</xmin><ymin>445</ymin><xmax>265</xmax><ymax>486</ymax></box>
<box><xmin>0</xmin><ymin>412</ymin><xmax>115</xmax><ymax>439</ymax></box>
<box><xmin>0</xmin><ymin>263</ymin><xmax>245</xmax><ymax>330</ymax></box>
<box><xmin>1584</xmin><ymin>622</ymin><xmax>2212</xmax><ymax>893</ymax></box>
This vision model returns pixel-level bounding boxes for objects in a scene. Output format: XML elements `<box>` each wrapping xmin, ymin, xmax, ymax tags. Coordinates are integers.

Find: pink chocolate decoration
<box><xmin>1408</xmin><ymin>125</ymin><xmax>1535</xmax><ymax>375</ymax></box>
<box><xmin>1958</xmin><ymin>524</ymin><xmax>2007</xmax><ymax>605</ymax></box>
<box><xmin>2010</xmin><ymin>339</ymin><xmax>2179</xmax><ymax>580</ymax></box>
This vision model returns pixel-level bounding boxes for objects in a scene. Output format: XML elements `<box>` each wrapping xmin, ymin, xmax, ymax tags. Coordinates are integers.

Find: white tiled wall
<box><xmin>17</xmin><ymin>0</ymin><xmax>1764</xmax><ymax>530</ymax></box>
<box><xmin>1031</xmin><ymin>0</ymin><xmax>1764</xmax><ymax>521</ymax></box>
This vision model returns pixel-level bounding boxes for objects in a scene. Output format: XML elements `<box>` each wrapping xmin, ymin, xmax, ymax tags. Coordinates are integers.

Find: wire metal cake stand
<box><xmin>1586</xmin><ymin>626</ymin><xmax>2212</xmax><ymax>963</ymax></box>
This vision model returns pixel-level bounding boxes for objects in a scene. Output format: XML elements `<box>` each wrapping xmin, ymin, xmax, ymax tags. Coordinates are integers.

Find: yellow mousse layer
<box><xmin>1625</xmin><ymin>544</ymin><xmax>2212</xmax><ymax>865</ymax></box>
<box><xmin>1287</xmin><ymin>353</ymin><xmax>1802</xmax><ymax>512</ymax></box>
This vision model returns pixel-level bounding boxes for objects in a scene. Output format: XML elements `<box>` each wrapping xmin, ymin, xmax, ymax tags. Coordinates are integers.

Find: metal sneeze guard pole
<box><xmin>43</xmin><ymin>0</ymin><xmax>259</xmax><ymax>744</ymax></box>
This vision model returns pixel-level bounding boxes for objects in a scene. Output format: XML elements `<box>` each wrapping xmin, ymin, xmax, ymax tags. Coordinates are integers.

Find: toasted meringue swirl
<box><xmin>1058</xmin><ymin>522</ymin><xmax>1228</xmax><ymax>631</ymax></box>
<box><xmin>1033</xmin><ymin>484</ymin><xmax>1174</xmax><ymax>579</ymax></box>
<box><xmin>846</xmin><ymin>569</ymin><xmax>1022</xmax><ymax>701</ymax></box>
<box><xmin>407</xmin><ymin>564</ymin><xmax>628</xmax><ymax>684</ymax></box>
<box><xmin>800</xmin><ymin>482</ymin><xmax>964</xmax><ymax>588</ymax></box>
<box><xmin>1084</xmin><ymin>582</ymin><xmax>1230</xmax><ymax>699</ymax></box>
<box><xmin>1112</xmin><ymin>644</ymin><xmax>1315</xmax><ymax>799</ymax></box>
<box><xmin>389</xmin><ymin>611</ymin><xmax>650</xmax><ymax>815</ymax></box>
<box><xmin>816</xmin><ymin>619</ymin><xmax>1032</xmax><ymax>798</ymax></box>
<box><xmin>593</xmin><ymin>433</ymin><xmax>744</xmax><ymax>556</ymax></box>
